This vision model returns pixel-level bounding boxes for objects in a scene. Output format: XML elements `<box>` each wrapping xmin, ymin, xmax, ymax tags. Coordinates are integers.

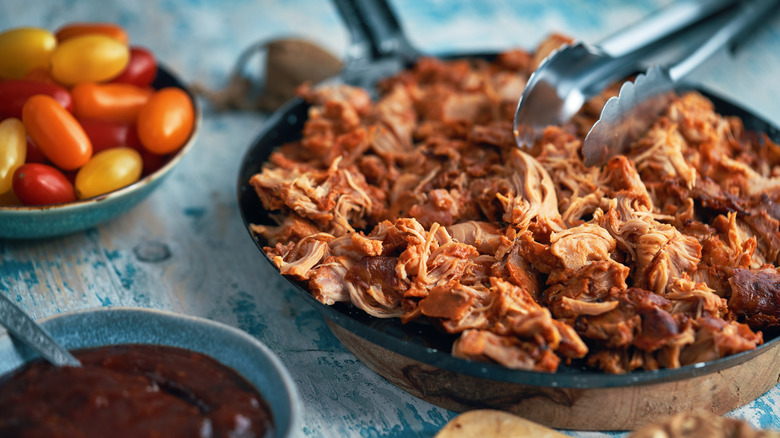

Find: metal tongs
<box><xmin>513</xmin><ymin>0</ymin><xmax>780</xmax><ymax>166</ymax></box>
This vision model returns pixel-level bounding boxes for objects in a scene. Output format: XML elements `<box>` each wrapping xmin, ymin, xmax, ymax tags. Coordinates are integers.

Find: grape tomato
<box><xmin>78</xmin><ymin>118</ymin><xmax>139</xmax><ymax>154</ymax></box>
<box><xmin>0</xmin><ymin>79</ymin><xmax>73</xmax><ymax>119</ymax></box>
<box><xmin>50</xmin><ymin>34</ymin><xmax>129</xmax><ymax>85</ymax></box>
<box><xmin>0</xmin><ymin>118</ymin><xmax>27</xmax><ymax>194</ymax></box>
<box><xmin>13</xmin><ymin>163</ymin><xmax>77</xmax><ymax>205</ymax></box>
<box><xmin>0</xmin><ymin>186</ymin><xmax>21</xmax><ymax>206</ymax></box>
<box><xmin>55</xmin><ymin>22</ymin><xmax>128</xmax><ymax>45</ymax></box>
<box><xmin>111</xmin><ymin>46</ymin><xmax>157</xmax><ymax>87</ymax></box>
<box><xmin>24</xmin><ymin>135</ymin><xmax>48</xmax><ymax>164</ymax></box>
<box><xmin>75</xmin><ymin>147</ymin><xmax>142</xmax><ymax>199</ymax></box>
<box><xmin>0</xmin><ymin>22</ymin><xmax>190</xmax><ymax>207</ymax></box>
<box><xmin>23</xmin><ymin>94</ymin><xmax>92</xmax><ymax>171</ymax></box>
<box><xmin>0</xmin><ymin>27</ymin><xmax>56</xmax><ymax>79</ymax></box>
<box><xmin>71</xmin><ymin>82</ymin><xmax>152</xmax><ymax>122</ymax></box>
<box><xmin>137</xmin><ymin>87</ymin><xmax>194</xmax><ymax>155</ymax></box>
<box><xmin>22</xmin><ymin>68</ymin><xmax>58</xmax><ymax>84</ymax></box>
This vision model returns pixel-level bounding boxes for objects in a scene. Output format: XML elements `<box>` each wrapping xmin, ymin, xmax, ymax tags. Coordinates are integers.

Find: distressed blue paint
<box><xmin>114</xmin><ymin>263</ymin><xmax>137</xmax><ymax>290</ymax></box>
<box><xmin>285</xmin><ymin>290</ymin><xmax>345</xmax><ymax>351</ymax></box>
<box><xmin>102</xmin><ymin>249</ymin><xmax>122</xmax><ymax>262</ymax></box>
<box><xmin>95</xmin><ymin>294</ymin><xmax>112</xmax><ymax>307</ymax></box>
<box><xmin>228</xmin><ymin>290</ymin><xmax>270</xmax><ymax>340</ymax></box>
<box><xmin>0</xmin><ymin>260</ymin><xmax>39</xmax><ymax>290</ymax></box>
<box><xmin>754</xmin><ymin>397</ymin><xmax>777</xmax><ymax>430</ymax></box>
<box><xmin>183</xmin><ymin>207</ymin><xmax>206</xmax><ymax>219</ymax></box>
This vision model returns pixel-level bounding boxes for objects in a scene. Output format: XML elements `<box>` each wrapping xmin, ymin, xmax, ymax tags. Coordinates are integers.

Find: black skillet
<box><xmin>237</xmin><ymin>0</ymin><xmax>780</xmax><ymax>416</ymax></box>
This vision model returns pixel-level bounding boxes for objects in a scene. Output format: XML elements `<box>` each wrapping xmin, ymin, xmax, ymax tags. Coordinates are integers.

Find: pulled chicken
<box><xmin>249</xmin><ymin>35</ymin><xmax>777</xmax><ymax>373</ymax></box>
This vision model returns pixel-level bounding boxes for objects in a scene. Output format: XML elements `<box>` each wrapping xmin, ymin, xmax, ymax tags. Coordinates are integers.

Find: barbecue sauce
<box><xmin>0</xmin><ymin>344</ymin><xmax>274</xmax><ymax>438</ymax></box>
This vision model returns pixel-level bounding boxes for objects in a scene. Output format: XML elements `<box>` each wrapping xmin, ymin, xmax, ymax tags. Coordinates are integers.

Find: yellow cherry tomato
<box><xmin>55</xmin><ymin>22</ymin><xmax>129</xmax><ymax>45</ymax></box>
<box><xmin>0</xmin><ymin>118</ymin><xmax>27</xmax><ymax>194</ymax></box>
<box><xmin>0</xmin><ymin>185</ymin><xmax>21</xmax><ymax>205</ymax></box>
<box><xmin>75</xmin><ymin>147</ymin><xmax>142</xmax><ymax>199</ymax></box>
<box><xmin>0</xmin><ymin>27</ymin><xmax>57</xmax><ymax>79</ymax></box>
<box><xmin>50</xmin><ymin>34</ymin><xmax>129</xmax><ymax>85</ymax></box>
<box><xmin>137</xmin><ymin>87</ymin><xmax>195</xmax><ymax>155</ymax></box>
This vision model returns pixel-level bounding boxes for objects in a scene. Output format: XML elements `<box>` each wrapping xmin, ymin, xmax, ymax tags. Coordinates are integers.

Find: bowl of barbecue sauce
<box><xmin>0</xmin><ymin>307</ymin><xmax>300</xmax><ymax>438</ymax></box>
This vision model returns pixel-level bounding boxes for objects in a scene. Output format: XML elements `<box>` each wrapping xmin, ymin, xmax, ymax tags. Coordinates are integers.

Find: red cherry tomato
<box><xmin>77</xmin><ymin>118</ymin><xmax>168</xmax><ymax>176</ymax></box>
<box><xmin>111</xmin><ymin>47</ymin><xmax>157</xmax><ymax>87</ymax></box>
<box><xmin>137</xmin><ymin>87</ymin><xmax>194</xmax><ymax>155</ymax></box>
<box><xmin>55</xmin><ymin>22</ymin><xmax>129</xmax><ymax>46</ymax></box>
<box><xmin>22</xmin><ymin>94</ymin><xmax>92</xmax><ymax>171</ymax></box>
<box><xmin>12</xmin><ymin>163</ymin><xmax>77</xmax><ymax>205</ymax></box>
<box><xmin>0</xmin><ymin>79</ymin><xmax>73</xmax><ymax>119</ymax></box>
<box><xmin>21</xmin><ymin>67</ymin><xmax>57</xmax><ymax>84</ymax></box>
<box><xmin>71</xmin><ymin>82</ymin><xmax>152</xmax><ymax>122</ymax></box>
<box><xmin>25</xmin><ymin>135</ymin><xmax>48</xmax><ymax>164</ymax></box>
<box><xmin>131</xmin><ymin>144</ymin><xmax>168</xmax><ymax>176</ymax></box>
<box><xmin>78</xmin><ymin>118</ymin><xmax>137</xmax><ymax>154</ymax></box>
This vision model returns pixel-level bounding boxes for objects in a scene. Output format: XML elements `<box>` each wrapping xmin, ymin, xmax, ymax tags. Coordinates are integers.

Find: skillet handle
<box><xmin>331</xmin><ymin>0</ymin><xmax>418</xmax><ymax>65</ymax></box>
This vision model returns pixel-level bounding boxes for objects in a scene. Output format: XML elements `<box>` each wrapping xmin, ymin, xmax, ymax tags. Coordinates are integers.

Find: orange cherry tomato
<box><xmin>0</xmin><ymin>27</ymin><xmax>56</xmax><ymax>79</ymax></box>
<box><xmin>75</xmin><ymin>147</ymin><xmax>142</xmax><ymax>199</ymax></box>
<box><xmin>137</xmin><ymin>87</ymin><xmax>194</xmax><ymax>155</ymax></box>
<box><xmin>22</xmin><ymin>95</ymin><xmax>92</xmax><ymax>171</ymax></box>
<box><xmin>55</xmin><ymin>22</ymin><xmax>129</xmax><ymax>45</ymax></box>
<box><xmin>71</xmin><ymin>82</ymin><xmax>153</xmax><ymax>122</ymax></box>
<box><xmin>50</xmin><ymin>34</ymin><xmax>129</xmax><ymax>85</ymax></box>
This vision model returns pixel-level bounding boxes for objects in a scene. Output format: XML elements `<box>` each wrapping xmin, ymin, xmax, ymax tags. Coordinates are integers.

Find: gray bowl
<box><xmin>0</xmin><ymin>66</ymin><xmax>200</xmax><ymax>239</ymax></box>
<box><xmin>0</xmin><ymin>307</ymin><xmax>301</xmax><ymax>438</ymax></box>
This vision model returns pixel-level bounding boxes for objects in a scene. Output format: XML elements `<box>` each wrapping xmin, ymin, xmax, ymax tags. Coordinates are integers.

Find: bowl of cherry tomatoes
<box><xmin>0</xmin><ymin>22</ymin><xmax>199</xmax><ymax>239</ymax></box>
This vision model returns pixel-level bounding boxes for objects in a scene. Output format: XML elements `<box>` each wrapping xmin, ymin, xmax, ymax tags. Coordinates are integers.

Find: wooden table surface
<box><xmin>1</xmin><ymin>1</ymin><xmax>779</xmax><ymax>436</ymax></box>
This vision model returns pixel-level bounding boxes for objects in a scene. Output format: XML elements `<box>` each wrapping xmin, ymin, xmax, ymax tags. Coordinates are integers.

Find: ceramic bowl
<box><xmin>0</xmin><ymin>307</ymin><xmax>301</xmax><ymax>438</ymax></box>
<box><xmin>0</xmin><ymin>66</ymin><xmax>200</xmax><ymax>239</ymax></box>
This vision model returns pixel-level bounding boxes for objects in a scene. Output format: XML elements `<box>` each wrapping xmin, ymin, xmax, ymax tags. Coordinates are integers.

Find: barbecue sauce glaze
<box><xmin>0</xmin><ymin>344</ymin><xmax>274</xmax><ymax>438</ymax></box>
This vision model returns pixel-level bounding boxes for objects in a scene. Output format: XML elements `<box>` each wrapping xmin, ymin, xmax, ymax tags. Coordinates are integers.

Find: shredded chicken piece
<box><xmin>452</xmin><ymin>329</ymin><xmax>561</xmax><ymax>372</ymax></box>
<box><xmin>729</xmin><ymin>266</ymin><xmax>780</xmax><ymax>330</ymax></box>
<box><xmin>631</xmin><ymin>118</ymin><xmax>698</xmax><ymax>190</ymax></box>
<box><xmin>487</xmin><ymin>148</ymin><xmax>566</xmax><ymax>239</ymax></box>
<box><xmin>249</xmin><ymin>36</ymin><xmax>776</xmax><ymax>373</ymax></box>
<box><xmin>550</xmin><ymin>223</ymin><xmax>615</xmax><ymax>270</ymax></box>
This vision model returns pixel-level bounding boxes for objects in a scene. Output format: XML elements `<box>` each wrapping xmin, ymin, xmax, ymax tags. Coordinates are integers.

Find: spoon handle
<box><xmin>0</xmin><ymin>294</ymin><xmax>81</xmax><ymax>367</ymax></box>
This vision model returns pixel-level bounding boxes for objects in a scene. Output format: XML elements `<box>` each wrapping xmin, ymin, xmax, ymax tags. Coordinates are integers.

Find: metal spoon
<box><xmin>513</xmin><ymin>0</ymin><xmax>741</xmax><ymax>149</ymax></box>
<box><xmin>0</xmin><ymin>293</ymin><xmax>81</xmax><ymax>367</ymax></box>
